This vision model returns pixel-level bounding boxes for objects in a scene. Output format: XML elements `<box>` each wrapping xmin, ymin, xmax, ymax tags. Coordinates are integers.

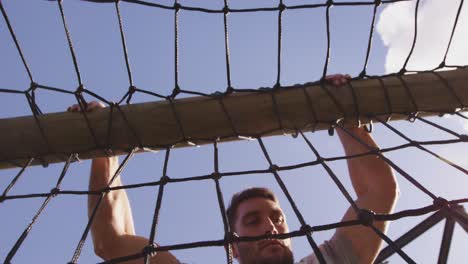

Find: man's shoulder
<box><xmin>295</xmin><ymin>233</ymin><xmax>359</xmax><ymax>264</ymax></box>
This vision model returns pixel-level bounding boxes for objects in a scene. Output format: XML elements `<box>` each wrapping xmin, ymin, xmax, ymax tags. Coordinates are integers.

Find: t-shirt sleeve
<box><xmin>297</xmin><ymin>233</ymin><xmax>359</xmax><ymax>264</ymax></box>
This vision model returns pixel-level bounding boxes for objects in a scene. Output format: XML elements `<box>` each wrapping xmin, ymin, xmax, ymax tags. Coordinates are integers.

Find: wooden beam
<box><xmin>1</xmin><ymin>68</ymin><xmax>467</xmax><ymax>170</ymax></box>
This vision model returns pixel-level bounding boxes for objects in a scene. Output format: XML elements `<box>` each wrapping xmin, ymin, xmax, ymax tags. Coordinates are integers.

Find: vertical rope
<box><xmin>212</xmin><ymin>141</ymin><xmax>233</xmax><ymax>264</ymax></box>
<box><xmin>173</xmin><ymin>0</ymin><xmax>181</xmax><ymax>97</ymax></box>
<box><xmin>401</xmin><ymin>0</ymin><xmax>421</xmax><ymax>73</ymax></box>
<box><xmin>0</xmin><ymin>1</ymin><xmax>33</xmax><ymax>82</ymax></box>
<box><xmin>257</xmin><ymin>138</ymin><xmax>326</xmax><ymax>264</ymax></box>
<box><xmin>115</xmin><ymin>0</ymin><xmax>134</xmax><ymax>87</ymax></box>
<box><xmin>275</xmin><ymin>0</ymin><xmax>285</xmax><ymax>88</ymax></box>
<box><xmin>359</xmin><ymin>0</ymin><xmax>381</xmax><ymax>77</ymax></box>
<box><xmin>57</xmin><ymin>0</ymin><xmax>83</xmax><ymax>86</ymax></box>
<box><xmin>114</xmin><ymin>0</ymin><xmax>137</xmax><ymax>104</ymax></box>
<box><xmin>441</xmin><ymin>0</ymin><xmax>465</xmax><ymax>65</ymax></box>
<box><xmin>144</xmin><ymin>149</ymin><xmax>171</xmax><ymax>264</ymax></box>
<box><xmin>222</xmin><ymin>0</ymin><xmax>232</xmax><ymax>92</ymax></box>
<box><xmin>322</xmin><ymin>0</ymin><xmax>333</xmax><ymax>79</ymax></box>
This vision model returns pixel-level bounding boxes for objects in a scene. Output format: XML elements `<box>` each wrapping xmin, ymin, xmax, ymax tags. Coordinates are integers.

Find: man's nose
<box><xmin>264</xmin><ymin>218</ymin><xmax>278</xmax><ymax>235</ymax></box>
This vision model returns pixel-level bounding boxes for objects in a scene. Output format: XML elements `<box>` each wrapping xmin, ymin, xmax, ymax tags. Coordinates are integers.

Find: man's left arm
<box><xmin>334</xmin><ymin>127</ymin><xmax>399</xmax><ymax>264</ymax></box>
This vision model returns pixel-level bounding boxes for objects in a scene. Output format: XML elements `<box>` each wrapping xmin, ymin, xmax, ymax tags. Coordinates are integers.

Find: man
<box><xmin>68</xmin><ymin>74</ymin><xmax>398</xmax><ymax>263</ymax></box>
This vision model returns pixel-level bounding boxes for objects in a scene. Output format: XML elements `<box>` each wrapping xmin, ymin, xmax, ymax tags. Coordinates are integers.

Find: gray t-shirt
<box><xmin>297</xmin><ymin>233</ymin><xmax>359</xmax><ymax>264</ymax></box>
<box><xmin>177</xmin><ymin>233</ymin><xmax>358</xmax><ymax>264</ymax></box>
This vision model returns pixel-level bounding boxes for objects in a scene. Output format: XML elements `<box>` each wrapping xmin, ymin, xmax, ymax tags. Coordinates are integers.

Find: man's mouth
<box><xmin>259</xmin><ymin>240</ymin><xmax>284</xmax><ymax>250</ymax></box>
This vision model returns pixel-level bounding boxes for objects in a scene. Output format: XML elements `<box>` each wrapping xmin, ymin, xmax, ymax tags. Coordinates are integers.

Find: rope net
<box><xmin>0</xmin><ymin>0</ymin><xmax>467</xmax><ymax>263</ymax></box>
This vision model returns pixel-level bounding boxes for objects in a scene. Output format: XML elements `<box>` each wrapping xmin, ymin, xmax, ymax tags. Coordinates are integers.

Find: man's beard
<box><xmin>257</xmin><ymin>248</ymin><xmax>294</xmax><ymax>264</ymax></box>
<box><xmin>236</xmin><ymin>243</ymin><xmax>294</xmax><ymax>264</ymax></box>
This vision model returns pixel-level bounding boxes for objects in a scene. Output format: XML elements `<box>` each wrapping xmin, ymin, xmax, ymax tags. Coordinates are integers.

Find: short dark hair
<box><xmin>226</xmin><ymin>187</ymin><xmax>278</xmax><ymax>231</ymax></box>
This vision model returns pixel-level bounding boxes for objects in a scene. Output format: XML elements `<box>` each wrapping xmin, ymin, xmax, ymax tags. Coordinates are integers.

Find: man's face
<box><xmin>232</xmin><ymin>198</ymin><xmax>293</xmax><ymax>264</ymax></box>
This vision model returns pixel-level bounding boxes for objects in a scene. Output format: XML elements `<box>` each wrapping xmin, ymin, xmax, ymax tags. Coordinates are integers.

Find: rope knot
<box><xmin>0</xmin><ymin>195</ymin><xmax>5</xmax><ymax>203</ymax></box>
<box><xmin>174</xmin><ymin>2</ymin><xmax>181</xmax><ymax>11</ymax></box>
<box><xmin>223</xmin><ymin>6</ymin><xmax>230</xmax><ymax>14</ymax></box>
<box><xmin>103</xmin><ymin>148</ymin><xmax>115</xmax><ymax>157</ymax></box>
<box><xmin>29</xmin><ymin>82</ymin><xmax>38</xmax><ymax>92</ymax></box>
<box><xmin>103</xmin><ymin>187</ymin><xmax>111</xmax><ymax>194</ymax></box>
<box><xmin>300</xmin><ymin>224</ymin><xmax>313</xmax><ymax>235</ymax></box>
<box><xmin>407</xmin><ymin>112</ymin><xmax>419</xmax><ymax>122</ymax></box>
<box><xmin>225</xmin><ymin>86</ymin><xmax>234</xmax><ymax>95</ymax></box>
<box><xmin>71</xmin><ymin>153</ymin><xmax>81</xmax><ymax>163</ymax></box>
<box><xmin>75</xmin><ymin>84</ymin><xmax>85</xmax><ymax>95</ymax></box>
<box><xmin>278</xmin><ymin>3</ymin><xmax>286</xmax><ymax>12</ymax></box>
<box><xmin>269</xmin><ymin>164</ymin><xmax>279</xmax><ymax>172</ymax></box>
<box><xmin>358</xmin><ymin>209</ymin><xmax>375</xmax><ymax>226</ymax></box>
<box><xmin>169</xmin><ymin>85</ymin><xmax>180</xmax><ymax>99</ymax></box>
<box><xmin>433</xmin><ymin>197</ymin><xmax>451</xmax><ymax>210</ymax></box>
<box><xmin>160</xmin><ymin>175</ymin><xmax>170</xmax><ymax>186</ymax></box>
<box><xmin>211</xmin><ymin>172</ymin><xmax>221</xmax><ymax>181</ymax></box>
<box><xmin>129</xmin><ymin>85</ymin><xmax>137</xmax><ymax>94</ymax></box>
<box><xmin>225</xmin><ymin>231</ymin><xmax>238</xmax><ymax>244</ymax></box>
<box><xmin>358</xmin><ymin>70</ymin><xmax>366</xmax><ymax>79</ymax></box>
<box><xmin>39</xmin><ymin>159</ymin><xmax>50</xmax><ymax>168</ymax></box>
<box><xmin>50</xmin><ymin>187</ymin><xmax>60</xmax><ymax>197</ymax></box>
<box><xmin>142</xmin><ymin>244</ymin><xmax>156</xmax><ymax>257</ymax></box>
<box><xmin>459</xmin><ymin>134</ymin><xmax>468</xmax><ymax>142</ymax></box>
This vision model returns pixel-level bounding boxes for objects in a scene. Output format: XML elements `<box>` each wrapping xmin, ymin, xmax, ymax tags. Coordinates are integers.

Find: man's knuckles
<box><xmin>67</xmin><ymin>101</ymin><xmax>104</xmax><ymax>112</ymax></box>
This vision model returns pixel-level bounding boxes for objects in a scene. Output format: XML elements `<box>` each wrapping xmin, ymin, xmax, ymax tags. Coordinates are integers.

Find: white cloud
<box><xmin>377</xmin><ymin>0</ymin><xmax>468</xmax><ymax>73</ymax></box>
<box><xmin>377</xmin><ymin>1</ymin><xmax>468</xmax><ymax>134</ymax></box>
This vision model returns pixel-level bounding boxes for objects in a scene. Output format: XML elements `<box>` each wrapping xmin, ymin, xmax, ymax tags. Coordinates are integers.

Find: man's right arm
<box><xmin>88</xmin><ymin>146</ymin><xmax>180</xmax><ymax>264</ymax></box>
<box><xmin>70</xmin><ymin>102</ymin><xmax>179</xmax><ymax>263</ymax></box>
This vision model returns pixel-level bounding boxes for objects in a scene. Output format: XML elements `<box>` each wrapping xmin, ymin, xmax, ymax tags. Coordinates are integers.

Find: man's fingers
<box><xmin>325</xmin><ymin>74</ymin><xmax>351</xmax><ymax>87</ymax></box>
<box><xmin>67</xmin><ymin>101</ymin><xmax>105</xmax><ymax>112</ymax></box>
<box><xmin>325</xmin><ymin>74</ymin><xmax>339</xmax><ymax>81</ymax></box>
<box><xmin>67</xmin><ymin>104</ymin><xmax>81</xmax><ymax>112</ymax></box>
<box><xmin>86</xmin><ymin>101</ymin><xmax>105</xmax><ymax>111</ymax></box>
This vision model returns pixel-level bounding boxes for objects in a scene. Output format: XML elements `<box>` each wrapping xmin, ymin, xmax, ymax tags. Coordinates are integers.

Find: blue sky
<box><xmin>0</xmin><ymin>0</ymin><xmax>467</xmax><ymax>263</ymax></box>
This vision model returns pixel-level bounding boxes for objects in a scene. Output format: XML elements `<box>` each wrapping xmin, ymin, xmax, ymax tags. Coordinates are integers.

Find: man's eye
<box><xmin>246</xmin><ymin>218</ymin><xmax>259</xmax><ymax>226</ymax></box>
<box><xmin>274</xmin><ymin>216</ymin><xmax>284</xmax><ymax>224</ymax></box>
